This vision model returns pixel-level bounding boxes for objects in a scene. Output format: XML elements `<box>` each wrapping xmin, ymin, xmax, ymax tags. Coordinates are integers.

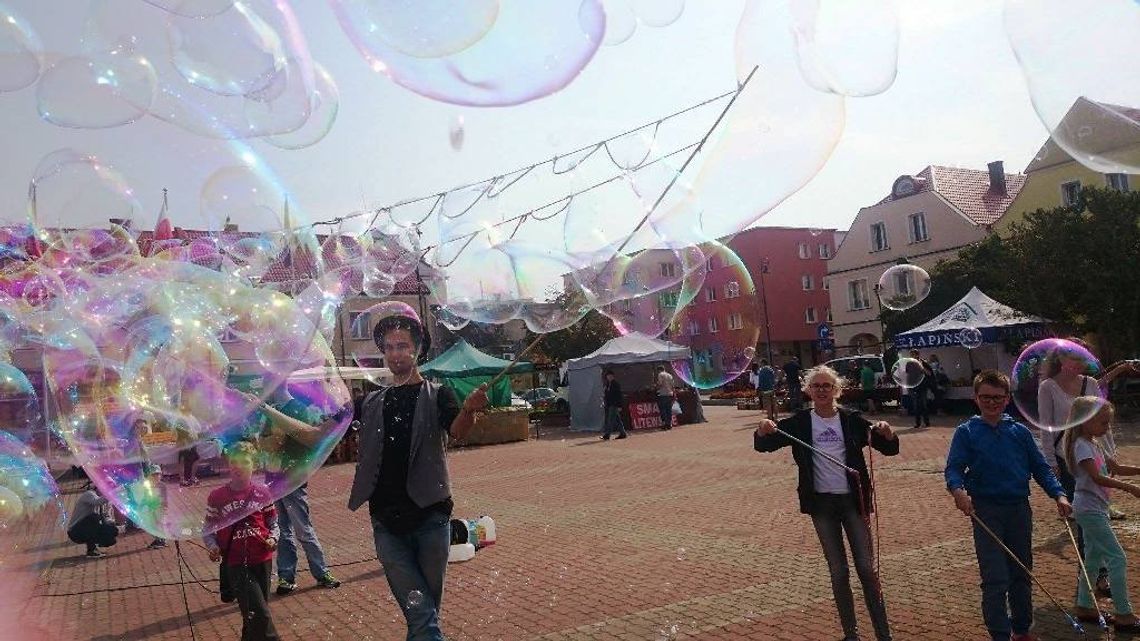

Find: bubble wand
<box><xmin>970</xmin><ymin>512</ymin><xmax>1085</xmax><ymax>636</ymax></box>
<box><xmin>1062</xmin><ymin>518</ymin><xmax>1111</xmax><ymax>638</ymax></box>
<box><xmin>483</xmin><ymin>65</ymin><xmax>762</xmax><ymax>387</ymax></box>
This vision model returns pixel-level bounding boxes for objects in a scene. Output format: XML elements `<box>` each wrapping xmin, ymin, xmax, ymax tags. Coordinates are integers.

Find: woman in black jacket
<box><xmin>754</xmin><ymin>365</ymin><xmax>899</xmax><ymax>641</ymax></box>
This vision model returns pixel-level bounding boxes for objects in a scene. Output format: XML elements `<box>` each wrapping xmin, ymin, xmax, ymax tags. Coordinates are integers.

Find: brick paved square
<box><xmin>14</xmin><ymin>406</ymin><xmax>1140</xmax><ymax>640</ymax></box>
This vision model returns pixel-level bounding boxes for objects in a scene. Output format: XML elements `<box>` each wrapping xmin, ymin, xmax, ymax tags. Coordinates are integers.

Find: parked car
<box><xmin>520</xmin><ymin>387</ymin><xmax>569</xmax><ymax>412</ymax></box>
<box><xmin>510</xmin><ymin>394</ymin><xmax>531</xmax><ymax>410</ymax></box>
<box><xmin>824</xmin><ymin>355</ymin><xmax>890</xmax><ymax>387</ymax></box>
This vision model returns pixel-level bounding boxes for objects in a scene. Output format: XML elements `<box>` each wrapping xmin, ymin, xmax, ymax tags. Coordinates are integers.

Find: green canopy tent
<box><xmin>419</xmin><ymin>339</ymin><xmax>533</xmax><ymax>407</ymax></box>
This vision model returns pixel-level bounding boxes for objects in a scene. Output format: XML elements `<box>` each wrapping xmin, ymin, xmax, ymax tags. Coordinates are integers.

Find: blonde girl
<box><xmin>1062</xmin><ymin>397</ymin><xmax>1140</xmax><ymax>632</ymax></box>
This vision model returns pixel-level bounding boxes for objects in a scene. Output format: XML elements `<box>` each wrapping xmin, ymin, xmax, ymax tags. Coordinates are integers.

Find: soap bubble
<box><xmin>629</xmin><ymin>0</ymin><xmax>684</xmax><ymax>28</ymax></box>
<box><xmin>449</xmin><ymin>114</ymin><xmax>465</xmax><ymax>151</ymax></box>
<box><xmin>602</xmin><ymin>0</ymin><xmax>637</xmax><ymax>46</ymax></box>
<box><xmin>434</xmin><ymin>306</ymin><xmax>470</xmax><ymax>332</ymax></box>
<box><xmin>600</xmin><ymin>245</ymin><xmax>705</xmax><ymax>337</ymax></box>
<box><xmin>685</xmin><ymin>0</ymin><xmax>845</xmax><ymax>240</ymax></box>
<box><xmin>142</xmin><ymin>0</ymin><xmax>236</xmax><ymax>17</ymax></box>
<box><xmin>669</xmin><ymin>242</ymin><xmax>760</xmax><ymax>389</ymax></box>
<box><xmin>28</xmin><ymin>149</ymin><xmax>142</xmax><ymax>244</ymax></box>
<box><xmin>330</xmin><ymin>0</ymin><xmax>500</xmax><ymax>59</ymax></box>
<box><xmin>262</xmin><ymin>62</ymin><xmax>340</xmax><ymax>150</ymax></box>
<box><xmin>959</xmin><ymin>326</ymin><xmax>983</xmax><ymax>350</ymax></box>
<box><xmin>789</xmin><ymin>0</ymin><xmax>899</xmax><ymax>97</ymax></box>
<box><xmin>1011</xmin><ymin>338</ymin><xmax>1105</xmax><ymax>433</ymax></box>
<box><xmin>331</xmin><ymin>0</ymin><xmax>605</xmax><ymax>106</ymax></box>
<box><xmin>1004</xmin><ymin>0</ymin><xmax>1140</xmax><ymax>175</ymax></box>
<box><xmin>876</xmin><ymin>265</ymin><xmax>931</xmax><ymax>311</ymax></box>
<box><xmin>406</xmin><ymin>589</ymin><xmax>425</xmax><ymax>608</ymax></box>
<box><xmin>167</xmin><ymin>1</ymin><xmax>288</xmax><ymax>97</ymax></box>
<box><xmin>0</xmin><ymin>4</ymin><xmax>43</xmax><ymax>93</ymax></box>
<box><xmin>891</xmin><ymin>357</ymin><xmax>926</xmax><ymax>389</ymax></box>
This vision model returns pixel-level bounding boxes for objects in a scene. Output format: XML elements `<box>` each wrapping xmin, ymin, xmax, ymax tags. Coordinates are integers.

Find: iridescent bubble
<box><xmin>0</xmin><ymin>4</ymin><xmax>43</xmax><ymax>92</ymax></box>
<box><xmin>601</xmin><ymin>0</ymin><xmax>637</xmax><ymax>46</ymax></box>
<box><xmin>264</xmin><ymin>62</ymin><xmax>340</xmax><ymax>150</ymax></box>
<box><xmin>28</xmin><ymin>149</ymin><xmax>142</xmax><ymax>237</ymax></box>
<box><xmin>891</xmin><ymin>357</ymin><xmax>925</xmax><ymax>389</ymax></box>
<box><xmin>876</xmin><ymin>264</ymin><xmax>931</xmax><ymax>311</ymax></box>
<box><xmin>330</xmin><ymin>0</ymin><xmax>500</xmax><ymax>59</ymax></box>
<box><xmin>449</xmin><ymin>114</ymin><xmax>465</xmax><ymax>151</ymax></box>
<box><xmin>435</xmin><ymin>306</ymin><xmax>470</xmax><ymax>332</ymax></box>
<box><xmin>428</xmin><ymin>234</ymin><xmax>520</xmax><ymax>325</ymax></box>
<box><xmin>200</xmin><ymin>164</ymin><xmax>290</xmax><ymax>231</ymax></box>
<box><xmin>331</xmin><ymin>0</ymin><xmax>605</xmax><ymax>106</ymax></box>
<box><xmin>1011</xmin><ymin>338</ymin><xmax>1105</xmax><ymax>433</ymax></box>
<box><xmin>142</xmin><ymin>0</ymin><xmax>236</xmax><ymax>17</ymax></box>
<box><xmin>406</xmin><ymin>589</ymin><xmax>425</xmax><ymax>608</ymax></box>
<box><xmin>959</xmin><ymin>326</ymin><xmax>983</xmax><ymax>350</ymax></box>
<box><xmin>599</xmin><ymin>245</ymin><xmax>705</xmax><ymax>337</ymax></box>
<box><xmin>669</xmin><ymin>242</ymin><xmax>760</xmax><ymax>390</ymax></box>
<box><xmin>788</xmin><ymin>0</ymin><xmax>899</xmax><ymax>97</ymax></box>
<box><xmin>630</xmin><ymin>0</ymin><xmax>684</xmax><ymax>28</ymax></box>
<box><xmin>688</xmin><ymin>0</ymin><xmax>845</xmax><ymax>239</ymax></box>
<box><xmin>37</xmin><ymin>54</ymin><xmax>155</xmax><ymax>131</ymax></box>
<box><xmin>1004</xmin><ymin>0</ymin><xmax>1140</xmax><ymax>174</ymax></box>
<box><xmin>168</xmin><ymin>1</ymin><xmax>287</xmax><ymax>97</ymax></box>
<box><xmin>494</xmin><ymin>240</ymin><xmax>592</xmax><ymax>333</ymax></box>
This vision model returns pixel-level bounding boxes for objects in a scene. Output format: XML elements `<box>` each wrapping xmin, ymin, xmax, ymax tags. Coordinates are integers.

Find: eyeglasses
<box><xmin>976</xmin><ymin>394</ymin><xmax>1008</xmax><ymax>404</ymax></box>
<box><xmin>809</xmin><ymin>383</ymin><xmax>835</xmax><ymax>391</ymax></box>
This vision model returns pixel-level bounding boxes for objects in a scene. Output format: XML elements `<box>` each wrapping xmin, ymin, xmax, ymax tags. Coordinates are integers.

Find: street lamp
<box><xmin>758</xmin><ymin>257</ymin><xmax>774</xmax><ymax>365</ymax></box>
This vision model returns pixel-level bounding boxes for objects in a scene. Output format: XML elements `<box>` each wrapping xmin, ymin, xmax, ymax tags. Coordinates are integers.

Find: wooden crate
<box><xmin>460</xmin><ymin>409</ymin><xmax>530</xmax><ymax>446</ymax></box>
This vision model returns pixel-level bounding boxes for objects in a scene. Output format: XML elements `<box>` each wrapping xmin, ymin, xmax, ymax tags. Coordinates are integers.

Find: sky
<box><xmin>0</xmin><ymin>0</ymin><xmax>1052</xmax><ymax>253</ymax></box>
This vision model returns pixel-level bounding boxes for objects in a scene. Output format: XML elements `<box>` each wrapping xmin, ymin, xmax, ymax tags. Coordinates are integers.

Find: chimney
<box><xmin>987</xmin><ymin>161</ymin><xmax>1006</xmax><ymax>195</ymax></box>
<box><xmin>224</xmin><ymin>222</ymin><xmax>239</xmax><ymax>232</ymax></box>
<box><xmin>108</xmin><ymin>217</ymin><xmax>133</xmax><ymax>228</ymax></box>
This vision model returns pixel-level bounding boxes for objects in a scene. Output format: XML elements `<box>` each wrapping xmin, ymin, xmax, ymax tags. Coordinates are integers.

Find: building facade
<box><xmin>827</xmin><ymin>164</ymin><xmax>1026</xmax><ymax>354</ymax></box>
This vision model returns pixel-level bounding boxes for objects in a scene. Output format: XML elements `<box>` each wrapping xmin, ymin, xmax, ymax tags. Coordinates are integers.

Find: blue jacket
<box><xmin>944</xmin><ymin>414</ymin><xmax>1064</xmax><ymax>504</ymax></box>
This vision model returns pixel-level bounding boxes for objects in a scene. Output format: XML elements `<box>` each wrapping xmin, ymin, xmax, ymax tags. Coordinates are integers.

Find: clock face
<box><xmin>894</xmin><ymin>176</ymin><xmax>915</xmax><ymax>197</ymax></box>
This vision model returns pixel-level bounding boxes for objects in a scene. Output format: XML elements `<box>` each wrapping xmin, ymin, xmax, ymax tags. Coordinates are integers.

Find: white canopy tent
<box><xmin>893</xmin><ymin>287</ymin><xmax>1048</xmax><ymax>395</ymax></box>
<box><xmin>566</xmin><ymin>333</ymin><xmax>693</xmax><ymax>431</ymax></box>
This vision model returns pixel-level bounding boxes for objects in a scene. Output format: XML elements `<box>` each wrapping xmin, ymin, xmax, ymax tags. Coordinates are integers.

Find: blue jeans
<box><xmin>372</xmin><ymin>511</ymin><xmax>451</xmax><ymax>641</ymax></box>
<box><xmin>276</xmin><ymin>485</ymin><xmax>329</xmax><ymax>583</ymax></box>
<box><xmin>809</xmin><ymin>494</ymin><xmax>892</xmax><ymax>641</ymax></box>
<box><xmin>1075</xmin><ymin>512</ymin><xmax>1132</xmax><ymax>614</ymax></box>
<box><xmin>603</xmin><ymin>406</ymin><xmax>626</xmax><ymax>437</ymax></box>
<box><xmin>973</xmin><ymin>500</ymin><xmax>1033</xmax><ymax>640</ymax></box>
<box><xmin>657</xmin><ymin>395</ymin><xmax>673</xmax><ymax>428</ymax></box>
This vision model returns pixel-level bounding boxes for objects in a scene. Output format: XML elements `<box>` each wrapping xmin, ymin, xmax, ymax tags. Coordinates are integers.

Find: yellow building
<box><xmin>998</xmin><ymin>97</ymin><xmax>1139</xmax><ymax>233</ymax></box>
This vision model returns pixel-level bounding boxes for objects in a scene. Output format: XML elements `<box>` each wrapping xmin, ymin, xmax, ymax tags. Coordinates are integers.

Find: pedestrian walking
<box><xmin>601</xmin><ymin>369</ymin><xmax>627</xmax><ymax>440</ymax></box>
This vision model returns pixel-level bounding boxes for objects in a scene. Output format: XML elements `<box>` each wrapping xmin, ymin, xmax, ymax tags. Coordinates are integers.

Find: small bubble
<box><xmin>406</xmin><ymin>589</ymin><xmax>424</xmax><ymax>608</ymax></box>
<box><xmin>676</xmin><ymin>547</ymin><xmax>686</xmax><ymax>560</ymax></box>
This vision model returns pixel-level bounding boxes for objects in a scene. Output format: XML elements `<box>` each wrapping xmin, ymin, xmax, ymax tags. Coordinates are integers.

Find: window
<box><xmin>907</xmin><ymin>212</ymin><xmax>929</xmax><ymax>243</ymax></box>
<box><xmin>705</xmin><ymin>287</ymin><xmax>717</xmax><ymax>302</ymax></box>
<box><xmin>801</xmin><ymin>274</ymin><xmax>814</xmax><ymax>291</ymax></box>
<box><xmin>688</xmin><ymin>320</ymin><xmax>700</xmax><ymax>336</ymax></box>
<box><xmin>870</xmin><ymin>222</ymin><xmax>889</xmax><ymax>252</ymax></box>
<box><xmin>848</xmin><ymin>279</ymin><xmax>870</xmax><ymax>311</ymax></box>
<box><xmin>622</xmin><ymin>299</ymin><xmax>633</xmax><ymax>311</ymax></box>
<box><xmin>728</xmin><ymin>313</ymin><xmax>743</xmax><ymax>330</ymax></box>
<box><xmin>1061</xmin><ymin>180</ymin><xmax>1081</xmax><ymax>207</ymax></box>
<box><xmin>894</xmin><ymin>269</ymin><xmax>913</xmax><ymax>296</ymax></box>
<box><xmin>659</xmin><ymin>262</ymin><xmax>676</xmax><ymax>279</ymax></box>
<box><xmin>708</xmin><ymin>316</ymin><xmax>720</xmax><ymax>333</ymax></box>
<box><xmin>622</xmin><ymin>268</ymin><xmax>642</xmax><ymax>288</ymax></box>
<box><xmin>659</xmin><ymin>292</ymin><xmax>678</xmax><ymax>308</ymax></box>
<box><xmin>705</xmin><ymin>256</ymin><xmax>716</xmax><ymax>271</ymax></box>
<box><xmin>725</xmin><ymin>281</ymin><xmax>740</xmax><ymax>298</ymax></box>
<box><xmin>805</xmin><ymin>307</ymin><xmax>817</xmax><ymax>324</ymax></box>
<box><xmin>1107</xmin><ymin>173</ymin><xmax>1130</xmax><ymax>192</ymax></box>
<box><xmin>823</xmin><ymin>279</ymin><xmax>830</xmax><ymax>291</ymax></box>
<box><xmin>349</xmin><ymin>311</ymin><xmax>371</xmax><ymax>339</ymax></box>
<box><xmin>826</xmin><ymin>308</ymin><xmax>833</xmax><ymax>323</ymax></box>
<box><xmin>798</xmin><ymin>243</ymin><xmax>810</xmax><ymax>259</ymax></box>
<box><xmin>818</xmin><ymin>244</ymin><xmax>832</xmax><ymax>259</ymax></box>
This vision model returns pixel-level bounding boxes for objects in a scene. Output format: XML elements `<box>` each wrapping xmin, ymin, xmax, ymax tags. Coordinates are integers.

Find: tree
<box><xmin>891</xmin><ymin>187</ymin><xmax>1140</xmax><ymax>362</ymax></box>
<box><xmin>523</xmin><ymin>310</ymin><xmax>619</xmax><ymax>365</ymax></box>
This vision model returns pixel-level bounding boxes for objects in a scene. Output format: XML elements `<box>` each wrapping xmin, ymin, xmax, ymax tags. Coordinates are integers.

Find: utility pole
<box><xmin>758</xmin><ymin>257</ymin><xmax>774</xmax><ymax>365</ymax></box>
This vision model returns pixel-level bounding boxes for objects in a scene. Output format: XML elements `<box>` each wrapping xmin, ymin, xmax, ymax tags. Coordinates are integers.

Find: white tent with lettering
<box><xmin>565</xmin><ymin>333</ymin><xmax>694</xmax><ymax>431</ymax></box>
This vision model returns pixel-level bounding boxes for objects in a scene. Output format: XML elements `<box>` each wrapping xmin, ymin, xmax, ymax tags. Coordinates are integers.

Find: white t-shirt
<box><xmin>656</xmin><ymin>371</ymin><xmax>675</xmax><ymax>397</ymax></box>
<box><xmin>811</xmin><ymin>411</ymin><xmax>849</xmax><ymax>494</ymax></box>
<box><xmin>1072</xmin><ymin>436</ymin><xmax>1111</xmax><ymax>515</ymax></box>
<box><xmin>1037</xmin><ymin>375</ymin><xmax>1106</xmax><ymax>461</ymax></box>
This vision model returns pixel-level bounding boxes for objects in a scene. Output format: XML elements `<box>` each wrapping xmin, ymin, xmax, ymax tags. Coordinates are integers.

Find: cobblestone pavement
<box><xmin>17</xmin><ymin>406</ymin><xmax>1140</xmax><ymax>640</ymax></box>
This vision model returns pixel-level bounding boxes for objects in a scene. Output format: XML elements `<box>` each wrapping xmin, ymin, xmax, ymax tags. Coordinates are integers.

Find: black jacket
<box><xmin>604</xmin><ymin>380</ymin><xmax>623</xmax><ymax>408</ymax></box>
<box><xmin>754</xmin><ymin>408</ymin><xmax>899</xmax><ymax>516</ymax></box>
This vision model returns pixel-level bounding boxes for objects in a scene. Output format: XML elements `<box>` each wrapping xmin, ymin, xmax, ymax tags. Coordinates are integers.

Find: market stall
<box><xmin>420</xmin><ymin>339</ymin><xmax>534</xmax><ymax>445</ymax></box>
<box><xmin>566</xmin><ymin>333</ymin><xmax>706</xmax><ymax>431</ymax></box>
<box><xmin>893</xmin><ymin>287</ymin><xmax>1048</xmax><ymax>406</ymax></box>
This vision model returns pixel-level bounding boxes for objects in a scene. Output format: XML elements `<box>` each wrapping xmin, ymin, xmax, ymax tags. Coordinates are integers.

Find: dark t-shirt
<box><xmin>369</xmin><ymin>383</ymin><xmax>460</xmax><ymax>534</ymax></box>
<box><xmin>783</xmin><ymin>361</ymin><xmax>802</xmax><ymax>388</ymax></box>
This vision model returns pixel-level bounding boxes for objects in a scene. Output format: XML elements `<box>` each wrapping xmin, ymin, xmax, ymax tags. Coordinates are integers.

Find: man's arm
<box><xmin>449</xmin><ymin>384</ymin><xmax>489</xmax><ymax>442</ymax></box>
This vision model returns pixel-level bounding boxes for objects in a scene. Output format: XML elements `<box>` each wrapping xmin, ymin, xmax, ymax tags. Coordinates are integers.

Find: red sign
<box><xmin>628</xmin><ymin>401</ymin><xmax>663</xmax><ymax>430</ymax></box>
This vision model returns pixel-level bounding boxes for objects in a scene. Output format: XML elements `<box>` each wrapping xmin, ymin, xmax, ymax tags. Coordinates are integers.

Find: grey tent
<box><xmin>566</xmin><ymin>333</ymin><xmax>693</xmax><ymax>431</ymax></box>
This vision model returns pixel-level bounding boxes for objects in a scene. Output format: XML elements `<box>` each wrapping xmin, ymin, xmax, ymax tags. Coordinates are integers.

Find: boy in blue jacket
<box><xmin>945</xmin><ymin>370</ymin><xmax>1072</xmax><ymax>641</ymax></box>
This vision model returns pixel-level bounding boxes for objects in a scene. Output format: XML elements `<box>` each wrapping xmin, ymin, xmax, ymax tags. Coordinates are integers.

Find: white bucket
<box><xmin>447</xmin><ymin>543</ymin><xmax>475</xmax><ymax>563</ymax></box>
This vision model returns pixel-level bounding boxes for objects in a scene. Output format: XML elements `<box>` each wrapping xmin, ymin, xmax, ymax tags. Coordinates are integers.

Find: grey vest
<box><xmin>347</xmin><ymin>381</ymin><xmax>452</xmax><ymax>512</ymax></box>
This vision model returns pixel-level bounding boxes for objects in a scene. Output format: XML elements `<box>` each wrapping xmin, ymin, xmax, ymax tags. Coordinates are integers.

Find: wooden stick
<box><xmin>1062</xmin><ymin>518</ymin><xmax>1111</xmax><ymax>637</ymax></box>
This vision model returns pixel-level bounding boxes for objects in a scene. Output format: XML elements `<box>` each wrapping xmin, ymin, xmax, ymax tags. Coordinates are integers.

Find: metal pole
<box><xmin>760</xmin><ymin>259</ymin><xmax>774</xmax><ymax>365</ymax></box>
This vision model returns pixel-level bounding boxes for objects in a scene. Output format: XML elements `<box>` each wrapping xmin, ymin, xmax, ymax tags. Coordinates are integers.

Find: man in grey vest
<box><xmin>347</xmin><ymin>312</ymin><xmax>487</xmax><ymax>641</ymax></box>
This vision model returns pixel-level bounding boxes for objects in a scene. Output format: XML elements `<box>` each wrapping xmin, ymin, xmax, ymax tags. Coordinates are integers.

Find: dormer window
<box><xmin>892</xmin><ymin>175</ymin><xmax>917</xmax><ymax>198</ymax></box>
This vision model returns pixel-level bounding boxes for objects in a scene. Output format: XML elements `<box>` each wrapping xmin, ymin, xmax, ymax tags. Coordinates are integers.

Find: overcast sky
<box><xmin>0</xmin><ymin>0</ymin><xmax>1050</xmax><ymax>249</ymax></box>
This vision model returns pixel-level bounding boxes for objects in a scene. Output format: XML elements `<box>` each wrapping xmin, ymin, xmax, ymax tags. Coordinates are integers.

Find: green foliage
<box><xmin>895</xmin><ymin>187</ymin><xmax>1140</xmax><ymax>361</ymax></box>
<box><xmin>524</xmin><ymin>310</ymin><xmax>619</xmax><ymax>364</ymax></box>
